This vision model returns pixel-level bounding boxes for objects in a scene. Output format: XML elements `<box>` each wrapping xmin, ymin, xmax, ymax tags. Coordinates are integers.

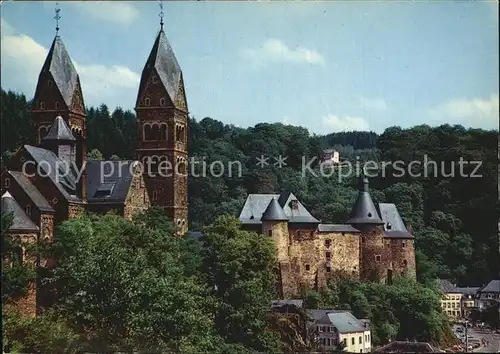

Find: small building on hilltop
<box><xmin>238</xmin><ymin>177</ymin><xmax>417</xmax><ymax>298</ymax></box>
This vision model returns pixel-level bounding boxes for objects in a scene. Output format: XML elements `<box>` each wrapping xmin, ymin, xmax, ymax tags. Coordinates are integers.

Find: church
<box><xmin>1</xmin><ymin>16</ymin><xmax>188</xmax><ymax>316</ymax></box>
<box><xmin>1</xmin><ymin>11</ymin><xmax>416</xmax><ymax>316</ymax></box>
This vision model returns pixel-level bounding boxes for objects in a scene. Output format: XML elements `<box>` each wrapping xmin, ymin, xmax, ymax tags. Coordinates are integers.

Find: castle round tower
<box><xmin>261</xmin><ymin>197</ymin><xmax>290</xmax><ymax>262</ymax></box>
<box><xmin>347</xmin><ymin>177</ymin><xmax>391</xmax><ymax>283</ymax></box>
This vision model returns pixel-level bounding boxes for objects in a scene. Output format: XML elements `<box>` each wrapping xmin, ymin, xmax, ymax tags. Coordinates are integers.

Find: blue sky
<box><xmin>1</xmin><ymin>1</ymin><xmax>498</xmax><ymax>134</ymax></box>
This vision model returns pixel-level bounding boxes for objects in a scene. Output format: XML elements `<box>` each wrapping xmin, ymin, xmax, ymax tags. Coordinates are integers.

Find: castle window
<box><xmin>47</xmin><ymin>80</ymin><xmax>53</xmax><ymax>87</ymax></box>
<box><xmin>177</xmin><ymin>219</ymin><xmax>181</xmax><ymax>226</ymax></box>
<box><xmin>326</xmin><ymin>251</ymin><xmax>331</xmax><ymax>259</ymax></box>
<box><xmin>403</xmin><ymin>259</ymin><xmax>408</xmax><ymax>267</ymax></box>
<box><xmin>297</xmin><ymin>230</ymin><xmax>301</xmax><ymax>237</ymax></box>
<box><xmin>387</xmin><ymin>222</ymin><xmax>392</xmax><ymax>230</ymax></box>
<box><xmin>289</xmin><ymin>199</ymin><xmax>299</xmax><ymax>210</ymax></box>
<box><xmin>40</xmin><ymin>101</ymin><xmax>45</xmax><ymax>110</ymax></box>
<box><xmin>25</xmin><ymin>205</ymin><xmax>31</xmax><ymax>217</ymax></box>
<box><xmin>145</xmin><ymin>97</ymin><xmax>151</xmax><ymax>107</ymax></box>
<box><xmin>402</xmin><ymin>240</ymin><xmax>406</xmax><ymax>248</ymax></box>
<box><xmin>325</xmin><ymin>239</ymin><xmax>331</xmax><ymax>247</ymax></box>
<box><xmin>268</xmin><ymin>230</ymin><xmax>273</xmax><ymax>237</ymax></box>
<box><xmin>4</xmin><ymin>178</ymin><xmax>10</xmax><ymax>188</ymax></box>
<box><xmin>351</xmin><ymin>338</ymin><xmax>355</xmax><ymax>345</ymax></box>
<box><xmin>305</xmin><ymin>264</ymin><xmax>310</xmax><ymax>271</ymax></box>
<box><xmin>54</xmin><ymin>101</ymin><xmax>60</xmax><ymax>110</ymax></box>
<box><xmin>144</xmin><ymin>125</ymin><xmax>153</xmax><ymax>141</ymax></box>
<box><xmin>160</xmin><ymin>97</ymin><xmax>166</xmax><ymax>106</ymax></box>
<box><xmin>375</xmin><ymin>255</ymin><xmax>381</xmax><ymax>262</ymax></box>
<box><xmin>152</xmin><ymin>75</ymin><xmax>158</xmax><ymax>83</ymax></box>
<box><xmin>326</xmin><ymin>266</ymin><xmax>331</xmax><ymax>273</ymax></box>
<box><xmin>152</xmin><ymin>124</ymin><xmax>160</xmax><ymax>140</ymax></box>
<box><xmin>152</xmin><ymin>190</ymin><xmax>158</xmax><ymax>201</ymax></box>
<box><xmin>51</xmin><ymin>197</ymin><xmax>58</xmax><ymax>205</ymax></box>
<box><xmin>368</xmin><ymin>212</ymin><xmax>372</xmax><ymax>217</ymax></box>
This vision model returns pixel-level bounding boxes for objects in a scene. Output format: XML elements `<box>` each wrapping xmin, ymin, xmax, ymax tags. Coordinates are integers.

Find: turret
<box><xmin>347</xmin><ymin>176</ymin><xmax>390</xmax><ymax>283</ymax></box>
<box><xmin>42</xmin><ymin>116</ymin><xmax>76</xmax><ymax>166</ymax></box>
<box><xmin>261</xmin><ymin>198</ymin><xmax>289</xmax><ymax>262</ymax></box>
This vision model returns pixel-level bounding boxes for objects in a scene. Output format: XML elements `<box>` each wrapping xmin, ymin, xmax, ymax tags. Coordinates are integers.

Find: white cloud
<box><xmin>44</xmin><ymin>1</ymin><xmax>139</xmax><ymax>24</ymax></box>
<box><xmin>360</xmin><ymin>97</ymin><xmax>388</xmax><ymax>111</ymax></box>
<box><xmin>1</xmin><ymin>18</ymin><xmax>15</xmax><ymax>36</ymax></box>
<box><xmin>428</xmin><ymin>95</ymin><xmax>499</xmax><ymax>129</ymax></box>
<box><xmin>241</xmin><ymin>38</ymin><xmax>325</xmax><ymax>67</ymax></box>
<box><xmin>322</xmin><ymin>114</ymin><xmax>370</xmax><ymax>132</ymax></box>
<box><xmin>1</xmin><ymin>25</ymin><xmax>140</xmax><ymax>109</ymax></box>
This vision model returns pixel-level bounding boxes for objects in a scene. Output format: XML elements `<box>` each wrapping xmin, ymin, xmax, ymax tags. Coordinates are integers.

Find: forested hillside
<box><xmin>1</xmin><ymin>88</ymin><xmax>498</xmax><ymax>287</ymax></box>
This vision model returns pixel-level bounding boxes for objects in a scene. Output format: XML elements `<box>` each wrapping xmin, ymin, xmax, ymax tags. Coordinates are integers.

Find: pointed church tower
<box><xmin>135</xmin><ymin>10</ymin><xmax>188</xmax><ymax>233</ymax></box>
<box><xmin>31</xmin><ymin>11</ymin><xmax>87</xmax><ymax>200</ymax></box>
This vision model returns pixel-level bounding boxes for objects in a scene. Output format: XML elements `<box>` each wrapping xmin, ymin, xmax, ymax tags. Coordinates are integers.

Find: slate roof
<box><xmin>138</xmin><ymin>30</ymin><xmax>182</xmax><ymax>106</ymax></box>
<box><xmin>455</xmin><ymin>287</ymin><xmax>480</xmax><ymax>296</ymax></box>
<box><xmin>24</xmin><ymin>145</ymin><xmax>81</xmax><ymax>202</ymax></box>
<box><xmin>43</xmin><ymin>116</ymin><xmax>75</xmax><ymax>142</ymax></box>
<box><xmin>378</xmin><ymin>203</ymin><xmax>413</xmax><ymax>239</ymax></box>
<box><xmin>239</xmin><ymin>193</ymin><xmax>319</xmax><ymax>224</ymax></box>
<box><xmin>346</xmin><ymin>177</ymin><xmax>384</xmax><ymax>225</ymax></box>
<box><xmin>271</xmin><ymin>299</ymin><xmax>304</xmax><ymax>309</ymax></box>
<box><xmin>438</xmin><ymin>279</ymin><xmax>460</xmax><ymax>293</ymax></box>
<box><xmin>261</xmin><ymin>198</ymin><xmax>288</xmax><ymax>221</ymax></box>
<box><xmin>374</xmin><ymin>341</ymin><xmax>442</xmax><ymax>353</ymax></box>
<box><xmin>7</xmin><ymin>171</ymin><xmax>54</xmax><ymax>212</ymax></box>
<box><xmin>478</xmin><ymin>280</ymin><xmax>500</xmax><ymax>293</ymax></box>
<box><xmin>38</xmin><ymin>36</ymin><xmax>79</xmax><ymax>108</ymax></box>
<box><xmin>317</xmin><ymin>224</ymin><xmax>361</xmax><ymax>233</ymax></box>
<box><xmin>85</xmin><ymin>160</ymin><xmax>137</xmax><ymax>203</ymax></box>
<box><xmin>327</xmin><ymin>311</ymin><xmax>368</xmax><ymax>333</ymax></box>
<box><xmin>1</xmin><ymin>191</ymin><xmax>39</xmax><ymax>232</ymax></box>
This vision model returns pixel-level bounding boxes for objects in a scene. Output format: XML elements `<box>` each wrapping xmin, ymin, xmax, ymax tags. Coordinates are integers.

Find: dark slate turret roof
<box><xmin>261</xmin><ymin>198</ymin><xmax>289</xmax><ymax>222</ymax></box>
<box><xmin>43</xmin><ymin>116</ymin><xmax>76</xmax><ymax>142</ymax></box>
<box><xmin>1</xmin><ymin>192</ymin><xmax>39</xmax><ymax>232</ymax></box>
<box><xmin>39</xmin><ymin>36</ymin><xmax>79</xmax><ymax>108</ymax></box>
<box><xmin>346</xmin><ymin>177</ymin><xmax>384</xmax><ymax>225</ymax></box>
<box><xmin>137</xmin><ymin>30</ymin><xmax>182</xmax><ymax>106</ymax></box>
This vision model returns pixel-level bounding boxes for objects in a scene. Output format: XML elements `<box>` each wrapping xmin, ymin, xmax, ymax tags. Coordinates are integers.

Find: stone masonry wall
<box><xmin>357</xmin><ymin>225</ymin><xmax>392</xmax><ymax>283</ymax></box>
<box><xmin>124</xmin><ymin>172</ymin><xmax>151</xmax><ymax>221</ymax></box>
<box><xmin>389</xmin><ymin>238</ymin><xmax>416</xmax><ymax>279</ymax></box>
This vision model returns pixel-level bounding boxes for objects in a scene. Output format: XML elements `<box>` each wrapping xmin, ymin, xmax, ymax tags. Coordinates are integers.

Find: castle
<box><xmin>238</xmin><ymin>183</ymin><xmax>416</xmax><ymax>298</ymax></box>
<box><xmin>1</xmin><ymin>20</ymin><xmax>188</xmax><ymax>316</ymax></box>
<box><xmin>1</xmin><ymin>12</ymin><xmax>416</xmax><ymax>316</ymax></box>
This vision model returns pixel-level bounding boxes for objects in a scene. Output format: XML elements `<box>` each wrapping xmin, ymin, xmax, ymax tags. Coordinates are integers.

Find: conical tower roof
<box><xmin>137</xmin><ymin>29</ymin><xmax>182</xmax><ymax>106</ymax></box>
<box><xmin>346</xmin><ymin>177</ymin><xmax>384</xmax><ymax>225</ymax></box>
<box><xmin>261</xmin><ymin>197</ymin><xmax>289</xmax><ymax>222</ymax></box>
<box><xmin>43</xmin><ymin>116</ymin><xmax>75</xmax><ymax>142</ymax></box>
<box><xmin>1</xmin><ymin>192</ymin><xmax>39</xmax><ymax>231</ymax></box>
<box><xmin>37</xmin><ymin>35</ymin><xmax>79</xmax><ymax>108</ymax></box>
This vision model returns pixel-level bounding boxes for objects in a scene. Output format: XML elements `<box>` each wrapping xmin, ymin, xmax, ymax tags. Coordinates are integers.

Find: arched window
<box><xmin>144</xmin><ymin>125</ymin><xmax>153</xmax><ymax>141</ymax></box>
<box><xmin>4</xmin><ymin>178</ymin><xmax>10</xmax><ymax>188</ymax></box>
<box><xmin>403</xmin><ymin>259</ymin><xmax>408</xmax><ymax>267</ymax></box>
<box><xmin>152</xmin><ymin>76</ymin><xmax>158</xmax><ymax>83</ymax></box>
<box><xmin>180</xmin><ymin>126</ymin><xmax>186</xmax><ymax>143</ymax></box>
<box><xmin>152</xmin><ymin>124</ymin><xmax>160</xmax><ymax>140</ymax></box>
<box><xmin>144</xmin><ymin>97</ymin><xmax>151</xmax><ymax>107</ymax></box>
<box><xmin>39</xmin><ymin>126</ymin><xmax>48</xmax><ymax>142</ymax></box>
<box><xmin>160</xmin><ymin>97</ymin><xmax>166</xmax><ymax>106</ymax></box>
<box><xmin>160</xmin><ymin>124</ymin><xmax>167</xmax><ymax>140</ymax></box>
<box><xmin>40</xmin><ymin>102</ymin><xmax>45</xmax><ymax>110</ymax></box>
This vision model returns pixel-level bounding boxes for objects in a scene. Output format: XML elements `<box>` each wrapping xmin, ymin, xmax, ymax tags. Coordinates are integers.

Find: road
<box><xmin>468</xmin><ymin>327</ymin><xmax>500</xmax><ymax>353</ymax></box>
